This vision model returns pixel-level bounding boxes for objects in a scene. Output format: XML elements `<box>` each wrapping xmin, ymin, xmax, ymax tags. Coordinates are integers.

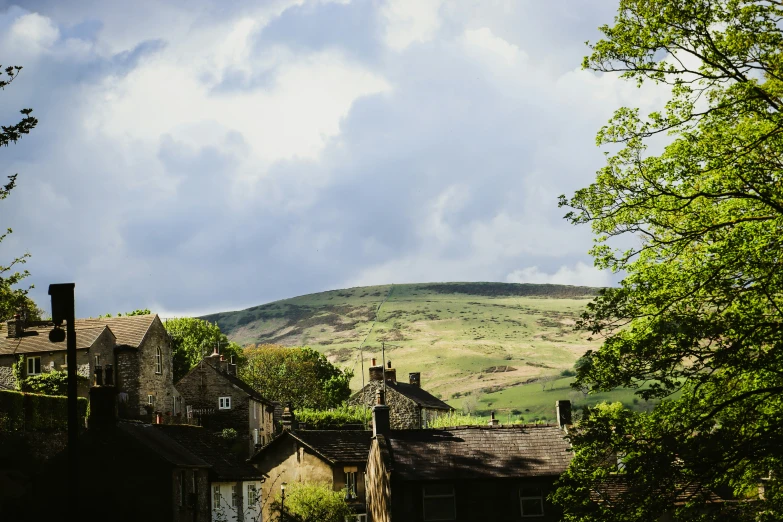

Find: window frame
<box><xmin>345</xmin><ymin>471</ymin><xmax>358</xmax><ymax>499</ymax></box>
<box><xmin>231</xmin><ymin>484</ymin><xmax>238</xmax><ymax>508</ymax></box>
<box><xmin>26</xmin><ymin>356</ymin><xmax>41</xmax><ymax>376</ymax></box>
<box><xmin>148</xmin><ymin>395</ymin><xmax>156</xmax><ymax>407</ymax></box>
<box><xmin>219</xmin><ymin>396</ymin><xmax>231</xmax><ymax>410</ymax></box>
<box><xmin>519</xmin><ymin>486</ymin><xmax>545</xmax><ymax>518</ymax></box>
<box><xmin>247</xmin><ymin>483</ymin><xmax>258</xmax><ymax>506</ymax></box>
<box><xmin>213</xmin><ymin>485</ymin><xmax>221</xmax><ymax>511</ymax></box>
<box><xmin>422</xmin><ymin>484</ymin><xmax>456</xmax><ymax>521</ymax></box>
<box><xmin>155</xmin><ymin>347</ymin><xmax>162</xmax><ymax>374</ymax></box>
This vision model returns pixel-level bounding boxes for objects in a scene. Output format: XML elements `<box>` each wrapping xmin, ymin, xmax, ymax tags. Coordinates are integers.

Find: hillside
<box><xmin>203</xmin><ymin>282</ymin><xmax>642</xmax><ymax>421</ymax></box>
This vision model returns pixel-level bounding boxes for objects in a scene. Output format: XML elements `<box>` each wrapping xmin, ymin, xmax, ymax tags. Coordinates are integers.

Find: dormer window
<box><xmin>155</xmin><ymin>347</ymin><xmax>162</xmax><ymax>374</ymax></box>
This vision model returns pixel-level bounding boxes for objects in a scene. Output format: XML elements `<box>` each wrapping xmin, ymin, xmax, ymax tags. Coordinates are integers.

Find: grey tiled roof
<box><xmin>75</xmin><ymin>314</ymin><xmax>158</xmax><ymax>348</ymax></box>
<box><xmin>387</xmin><ymin>381</ymin><xmax>452</xmax><ymax>410</ymax></box>
<box><xmin>250</xmin><ymin>430</ymin><xmax>372</xmax><ymax>465</ymax></box>
<box><xmin>0</xmin><ymin>325</ymin><xmax>111</xmax><ymax>355</ymax></box>
<box><xmin>156</xmin><ymin>424</ymin><xmax>262</xmax><ymax>481</ymax></box>
<box><xmin>384</xmin><ymin>425</ymin><xmax>572</xmax><ymax>480</ymax></box>
<box><xmin>118</xmin><ymin>421</ymin><xmax>209</xmax><ymax>468</ymax></box>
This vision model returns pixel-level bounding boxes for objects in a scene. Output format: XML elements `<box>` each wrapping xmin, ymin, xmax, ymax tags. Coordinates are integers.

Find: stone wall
<box><xmin>116</xmin><ymin>349</ymin><xmax>140</xmax><ymax>418</ymax></box>
<box><xmin>365</xmin><ymin>438</ymin><xmax>391</xmax><ymax>522</ymax></box>
<box><xmin>349</xmin><ymin>381</ymin><xmax>422</xmax><ymax>429</ymax></box>
<box><xmin>247</xmin><ymin>398</ymin><xmax>276</xmax><ymax>454</ymax></box>
<box><xmin>0</xmin><ymin>350</ymin><xmax>91</xmax><ymax>395</ymax></box>
<box><xmin>136</xmin><ymin>316</ymin><xmax>177</xmax><ymax>417</ymax></box>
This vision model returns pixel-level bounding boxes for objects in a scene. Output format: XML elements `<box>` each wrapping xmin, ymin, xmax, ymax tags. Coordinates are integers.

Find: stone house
<box><xmin>248</xmin><ymin>412</ymin><xmax>372</xmax><ymax>522</ymax></box>
<box><xmin>365</xmin><ymin>396</ymin><xmax>573</xmax><ymax>522</ymax></box>
<box><xmin>175</xmin><ymin>352</ymin><xmax>276</xmax><ymax>458</ymax></box>
<box><xmin>0</xmin><ymin>314</ymin><xmax>178</xmax><ymax>419</ymax></box>
<box><xmin>156</xmin><ymin>424</ymin><xmax>264</xmax><ymax>522</ymax></box>
<box><xmin>349</xmin><ymin>360</ymin><xmax>452</xmax><ymax>429</ymax></box>
<box><xmin>37</xmin><ymin>386</ymin><xmax>212</xmax><ymax>522</ymax></box>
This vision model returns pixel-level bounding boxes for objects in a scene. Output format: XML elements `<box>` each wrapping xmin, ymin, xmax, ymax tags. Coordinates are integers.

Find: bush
<box><xmin>220</xmin><ymin>428</ymin><xmax>238</xmax><ymax>440</ymax></box>
<box><xmin>270</xmin><ymin>482</ymin><xmax>352</xmax><ymax>522</ymax></box>
<box><xmin>297</xmin><ymin>405</ymin><xmax>370</xmax><ymax>429</ymax></box>
<box><xmin>559</xmin><ymin>369</ymin><xmax>576</xmax><ymax>377</ymax></box>
<box><xmin>0</xmin><ymin>389</ymin><xmax>87</xmax><ymax>431</ymax></box>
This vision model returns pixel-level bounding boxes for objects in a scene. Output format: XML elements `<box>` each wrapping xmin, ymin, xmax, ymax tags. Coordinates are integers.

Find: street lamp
<box><xmin>280</xmin><ymin>482</ymin><xmax>287</xmax><ymax>522</ymax></box>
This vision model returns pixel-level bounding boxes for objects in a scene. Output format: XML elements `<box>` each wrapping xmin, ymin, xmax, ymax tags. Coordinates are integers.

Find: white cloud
<box><xmin>461</xmin><ymin>27</ymin><xmax>524</xmax><ymax>65</ymax></box>
<box><xmin>2</xmin><ymin>12</ymin><xmax>59</xmax><ymax>58</ymax></box>
<box><xmin>381</xmin><ymin>0</ymin><xmax>443</xmax><ymax>51</ymax></box>
<box><xmin>506</xmin><ymin>263</ymin><xmax>611</xmax><ymax>287</ymax></box>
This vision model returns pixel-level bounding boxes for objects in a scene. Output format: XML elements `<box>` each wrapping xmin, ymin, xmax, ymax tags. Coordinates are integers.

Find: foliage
<box><xmin>297</xmin><ymin>405</ymin><xmax>370</xmax><ymax>428</ymax></box>
<box><xmin>11</xmin><ymin>354</ymin><xmax>23</xmax><ymax>390</ymax></box>
<box><xmin>20</xmin><ymin>369</ymin><xmax>88</xmax><ymax>396</ymax></box>
<box><xmin>164</xmin><ymin>317</ymin><xmax>245</xmax><ymax>383</ymax></box>
<box><xmin>556</xmin><ymin>1</ymin><xmax>783</xmax><ymax>520</ymax></box>
<box><xmin>220</xmin><ymin>427</ymin><xmax>237</xmax><ymax>440</ymax></box>
<box><xmin>98</xmin><ymin>309</ymin><xmax>151</xmax><ymax>318</ymax></box>
<box><xmin>0</xmin><ymin>389</ymin><xmax>87</xmax><ymax>431</ymax></box>
<box><xmin>0</xmin><ymin>66</ymin><xmax>39</xmax><ymax>323</ymax></box>
<box><xmin>241</xmin><ymin>345</ymin><xmax>353</xmax><ymax>410</ymax></box>
<box><xmin>270</xmin><ymin>482</ymin><xmax>353</xmax><ymax>522</ymax></box>
<box><xmin>428</xmin><ymin>411</ymin><xmax>485</xmax><ymax>428</ymax></box>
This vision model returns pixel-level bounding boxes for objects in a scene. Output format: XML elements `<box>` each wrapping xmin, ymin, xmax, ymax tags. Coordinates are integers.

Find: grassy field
<box><xmin>203</xmin><ymin>282</ymin><xmax>648</xmax><ymax>421</ymax></box>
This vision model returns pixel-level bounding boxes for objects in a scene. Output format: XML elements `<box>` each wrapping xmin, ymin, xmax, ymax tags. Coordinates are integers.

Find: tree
<box><xmin>240</xmin><ymin>345</ymin><xmax>353</xmax><ymax>410</ymax></box>
<box><xmin>553</xmin><ymin>1</ymin><xmax>783</xmax><ymax>521</ymax></box>
<box><xmin>164</xmin><ymin>317</ymin><xmax>245</xmax><ymax>382</ymax></box>
<box><xmin>269</xmin><ymin>482</ymin><xmax>352</xmax><ymax>522</ymax></box>
<box><xmin>0</xmin><ymin>66</ymin><xmax>38</xmax><ymax>322</ymax></box>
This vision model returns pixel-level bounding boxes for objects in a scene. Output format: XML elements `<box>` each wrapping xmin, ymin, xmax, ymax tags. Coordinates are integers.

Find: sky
<box><xmin>0</xmin><ymin>0</ymin><xmax>669</xmax><ymax>318</ymax></box>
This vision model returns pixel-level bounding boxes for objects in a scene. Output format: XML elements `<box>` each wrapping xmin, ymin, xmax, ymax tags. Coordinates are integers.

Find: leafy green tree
<box><xmin>164</xmin><ymin>317</ymin><xmax>245</xmax><ymax>382</ymax></box>
<box><xmin>0</xmin><ymin>66</ymin><xmax>38</xmax><ymax>323</ymax></box>
<box><xmin>554</xmin><ymin>1</ymin><xmax>783</xmax><ymax>521</ymax></box>
<box><xmin>241</xmin><ymin>345</ymin><xmax>353</xmax><ymax>409</ymax></box>
<box><xmin>270</xmin><ymin>482</ymin><xmax>352</xmax><ymax>522</ymax></box>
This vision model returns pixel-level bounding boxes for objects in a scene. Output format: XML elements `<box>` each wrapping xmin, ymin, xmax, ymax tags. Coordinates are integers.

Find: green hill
<box><xmin>203</xmin><ymin>282</ymin><xmax>645</xmax><ymax>422</ymax></box>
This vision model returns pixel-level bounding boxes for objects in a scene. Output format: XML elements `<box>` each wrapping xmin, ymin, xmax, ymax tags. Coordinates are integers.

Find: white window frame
<box><xmin>247</xmin><ymin>483</ymin><xmax>258</xmax><ymax>506</ymax></box>
<box><xmin>519</xmin><ymin>487</ymin><xmax>545</xmax><ymax>517</ymax></box>
<box><xmin>231</xmin><ymin>484</ymin><xmax>238</xmax><ymax>508</ymax></box>
<box><xmin>219</xmin><ymin>396</ymin><xmax>231</xmax><ymax>410</ymax></box>
<box><xmin>254</xmin><ymin>428</ymin><xmax>259</xmax><ymax>445</ymax></box>
<box><xmin>94</xmin><ymin>354</ymin><xmax>100</xmax><ymax>367</ymax></box>
<box><xmin>345</xmin><ymin>471</ymin><xmax>358</xmax><ymax>500</ymax></box>
<box><xmin>213</xmin><ymin>485</ymin><xmax>221</xmax><ymax>510</ymax></box>
<box><xmin>26</xmin><ymin>356</ymin><xmax>41</xmax><ymax>376</ymax></box>
<box><xmin>422</xmin><ymin>484</ymin><xmax>456</xmax><ymax>521</ymax></box>
<box><xmin>148</xmin><ymin>395</ymin><xmax>156</xmax><ymax>406</ymax></box>
<box><xmin>155</xmin><ymin>347</ymin><xmax>162</xmax><ymax>374</ymax></box>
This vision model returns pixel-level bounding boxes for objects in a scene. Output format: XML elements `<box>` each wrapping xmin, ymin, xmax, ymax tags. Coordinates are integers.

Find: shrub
<box><xmin>221</xmin><ymin>428</ymin><xmax>238</xmax><ymax>440</ymax></box>
<box><xmin>270</xmin><ymin>482</ymin><xmax>352</xmax><ymax>522</ymax></box>
<box><xmin>297</xmin><ymin>405</ymin><xmax>370</xmax><ymax>429</ymax></box>
<box><xmin>0</xmin><ymin>389</ymin><xmax>87</xmax><ymax>431</ymax></box>
<box><xmin>559</xmin><ymin>369</ymin><xmax>576</xmax><ymax>377</ymax></box>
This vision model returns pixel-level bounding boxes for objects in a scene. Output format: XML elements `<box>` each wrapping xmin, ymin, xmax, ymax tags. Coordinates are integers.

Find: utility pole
<box><xmin>48</xmin><ymin>283</ymin><xmax>76</xmax><ymax>519</ymax></box>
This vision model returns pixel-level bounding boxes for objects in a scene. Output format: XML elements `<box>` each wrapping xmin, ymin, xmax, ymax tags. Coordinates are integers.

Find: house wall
<box><xmin>210</xmin><ymin>480</ymin><xmax>263</xmax><ymax>522</ymax></box>
<box><xmin>350</xmin><ymin>381</ymin><xmax>425</xmax><ymax>429</ymax></box>
<box><xmin>252</xmin><ymin>436</ymin><xmax>336</xmax><ymax>522</ymax></box>
<box><xmin>392</xmin><ymin>478</ymin><xmax>562</xmax><ymax>522</ymax></box>
<box><xmin>116</xmin><ymin>349</ymin><xmax>140</xmax><ymax>418</ymax></box>
<box><xmin>171</xmin><ymin>468</ymin><xmax>212</xmax><ymax>522</ymax></box>
<box><xmin>248</xmin><ymin>398</ymin><xmax>276</xmax><ymax>454</ymax></box>
<box><xmin>137</xmin><ymin>316</ymin><xmax>176</xmax><ymax>417</ymax></box>
<box><xmin>366</xmin><ymin>438</ymin><xmax>392</xmax><ymax>522</ymax></box>
<box><xmin>0</xmin><ymin>349</ymin><xmax>91</xmax><ymax>395</ymax></box>
<box><xmin>88</xmin><ymin>328</ymin><xmax>117</xmax><ymax>384</ymax></box>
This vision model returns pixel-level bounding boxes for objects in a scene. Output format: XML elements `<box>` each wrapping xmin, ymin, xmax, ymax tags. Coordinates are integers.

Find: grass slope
<box><xmin>203</xmin><ymin>282</ymin><xmax>647</xmax><ymax>422</ymax></box>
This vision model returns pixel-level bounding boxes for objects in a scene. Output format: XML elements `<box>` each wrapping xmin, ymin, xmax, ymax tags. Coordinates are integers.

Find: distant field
<box><xmin>202</xmin><ymin>282</ymin><xmax>647</xmax><ymax>420</ymax></box>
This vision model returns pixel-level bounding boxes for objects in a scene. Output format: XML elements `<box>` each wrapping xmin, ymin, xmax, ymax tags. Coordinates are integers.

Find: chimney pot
<box><xmin>371</xmin><ymin>357</ymin><xmax>376</xmax><ymax>366</ymax></box>
<box><xmin>281</xmin><ymin>402</ymin><xmax>297</xmax><ymax>431</ymax></box>
<box><xmin>387</xmin><ymin>360</ymin><xmax>392</xmax><ymax>368</ymax></box>
<box><xmin>372</xmin><ymin>390</ymin><xmax>390</xmax><ymax>437</ymax></box>
<box><xmin>556</xmin><ymin>400</ymin><xmax>572</xmax><ymax>429</ymax></box>
<box><xmin>488</xmin><ymin>410</ymin><xmax>499</xmax><ymax>426</ymax></box>
<box><xmin>409</xmin><ymin>372</ymin><xmax>421</xmax><ymax>388</ymax></box>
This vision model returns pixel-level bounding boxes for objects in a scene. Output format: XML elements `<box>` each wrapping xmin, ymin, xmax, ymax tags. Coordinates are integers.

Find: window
<box><xmin>26</xmin><ymin>356</ymin><xmax>41</xmax><ymax>376</ymax></box>
<box><xmin>179</xmin><ymin>471</ymin><xmax>185</xmax><ymax>506</ymax></box>
<box><xmin>345</xmin><ymin>471</ymin><xmax>358</xmax><ymax>499</ymax></box>
<box><xmin>148</xmin><ymin>395</ymin><xmax>156</xmax><ymax>406</ymax></box>
<box><xmin>253</xmin><ymin>401</ymin><xmax>257</xmax><ymax>419</ymax></box>
<box><xmin>219</xmin><ymin>396</ymin><xmax>231</xmax><ymax>410</ymax></box>
<box><xmin>254</xmin><ymin>429</ymin><xmax>259</xmax><ymax>445</ymax></box>
<box><xmin>422</xmin><ymin>484</ymin><xmax>455</xmax><ymax>521</ymax></box>
<box><xmin>213</xmin><ymin>485</ymin><xmax>221</xmax><ymax>510</ymax></box>
<box><xmin>519</xmin><ymin>487</ymin><xmax>544</xmax><ymax>517</ymax></box>
<box><xmin>231</xmin><ymin>484</ymin><xmax>238</xmax><ymax>508</ymax></box>
<box><xmin>94</xmin><ymin>354</ymin><xmax>100</xmax><ymax>367</ymax></box>
<box><xmin>155</xmin><ymin>347</ymin><xmax>162</xmax><ymax>374</ymax></box>
<box><xmin>186</xmin><ymin>405</ymin><xmax>193</xmax><ymax>419</ymax></box>
<box><xmin>247</xmin><ymin>483</ymin><xmax>258</xmax><ymax>506</ymax></box>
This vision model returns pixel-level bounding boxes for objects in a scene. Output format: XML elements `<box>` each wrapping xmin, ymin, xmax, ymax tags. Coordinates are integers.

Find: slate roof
<box><xmin>387</xmin><ymin>381</ymin><xmax>452</xmax><ymax>410</ymax></box>
<box><xmin>0</xmin><ymin>325</ymin><xmax>112</xmax><ymax>356</ymax></box>
<box><xmin>250</xmin><ymin>430</ymin><xmax>372</xmax><ymax>465</ymax></box>
<box><xmin>156</xmin><ymin>424</ymin><xmax>262</xmax><ymax>481</ymax></box>
<box><xmin>382</xmin><ymin>424</ymin><xmax>572</xmax><ymax>480</ymax></box>
<box><xmin>75</xmin><ymin>314</ymin><xmax>158</xmax><ymax>348</ymax></box>
<box><xmin>117</xmin><ymin>421</ymin><xmax>209</xmax><ymax>469</ymax></box>
<box><xmin>590</xmin><ymin>476</ymin><xmax>725</xmax><ymax>506</ymax></box>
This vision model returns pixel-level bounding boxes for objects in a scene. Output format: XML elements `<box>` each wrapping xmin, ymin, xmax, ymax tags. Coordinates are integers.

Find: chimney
<box><xmin>385</xmin><ymin>360</ymin><xmax>397</xmax><ymax>384</ymax></box>
<box><xmin>556</xmin><ymin>400</ymin><xmax>572</xmax><ymax>429</ymax></box>
<box><xmin>88</xmin><ymin>385</ymin><xmax>118</xmax><ymax>430</ymax></box>
<box><xmin>227</xmin><ymin>355</ymin><xmax>237</xmax><ymax>377</ymax></box>
<box><xmin>409</xmin><ymin>372</ymin><xmax>421</xmax><ymax>388</ymax></box>
<box><xmin>281</xmin><ymin>402</ymin><xmax>297</xmax><ymax>431</ymax></box>
<box><xmin>6</xmin><ymin>314</ymin><xmax>23</xmax><ymax>338</ymax></box>
<box><xmin>369</xmin><ymin>360</ymin><xmax>384</xmax><ymax>381</ymax></box>
<box><xmin>372</xmin><ymin>389</ymin><xmax>390</xmax><ymax>437</ymax></box>
<box><xmin>94</xmin><ymin>365</ymin><xmax>104</xmax><ymax>386</ymax></box>
<box><xmin>488</xmin><ymin>410</ymin><xmax>499</xmax><ymax>426</ymax></box>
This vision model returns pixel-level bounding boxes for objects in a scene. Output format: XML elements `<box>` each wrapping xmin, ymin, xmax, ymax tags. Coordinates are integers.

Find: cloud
<box><xmin>506</xmin><ymin>263</ymin><xmax>611</xmax><ymax>288</ymax></box>
<box><xmin>0</xmin><ymin>0</ymin><xmax>676</xmax><ymax>318</ymax></box>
